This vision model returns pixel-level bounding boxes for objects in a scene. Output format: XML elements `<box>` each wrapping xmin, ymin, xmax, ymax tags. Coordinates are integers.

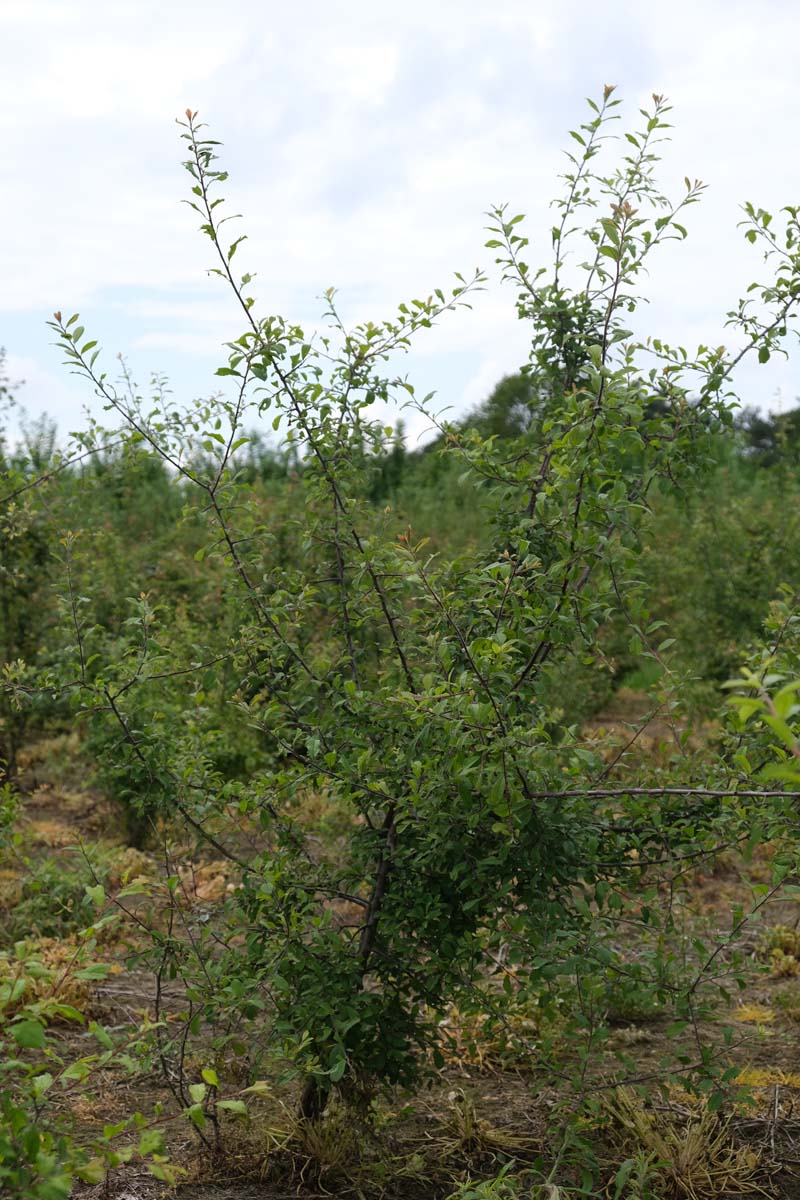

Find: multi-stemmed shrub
<box><xmin>2</xmin><ymin>86</ymin><xmax>800</xmax><ymax>1195</ymax></box>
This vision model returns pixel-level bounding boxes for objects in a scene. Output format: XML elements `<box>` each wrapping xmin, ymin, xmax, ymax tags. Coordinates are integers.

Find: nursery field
<box><xmin>2</xmin><ymin>88</ymin><xmax>800</xmax><ymax>1198</ymax></box>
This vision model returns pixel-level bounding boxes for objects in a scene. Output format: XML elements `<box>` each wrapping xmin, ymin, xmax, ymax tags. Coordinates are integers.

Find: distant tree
<box><xmin>0</xmin><ymin>349</ymin><xmax>21</xmax><ymax>461</ymax></box>
<box><xmin>736</xmin><ymin>402</ymin><xmax>800</xmax><ymax>467</ymax></box>
<box><xmin>461</xmin><ymin>371</ymin><xmax>540</xmax><ymax>440</ymax></box>
<box><xmin>0</xmin><ymin>354</ymin><xmax>53</xmax><ymax>780</ymax></box>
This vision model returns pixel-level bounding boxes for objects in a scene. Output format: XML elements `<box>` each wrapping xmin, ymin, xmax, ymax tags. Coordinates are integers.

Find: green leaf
<box><xmin>763</xmin><ymin>713</ymin><xmax>798</xmax><ymax>751</ymax></box>
<box><xmin>148</xmin><ymin>1162</ymin><xmax>183</xmax><ymax>1183</ymax></box>
<box><xmin>773</xmin><ymin>681</ymin><xmax>800</xmax><ymax>718</ymax></box>
<box><xmin>32</xmin><ymin>1071</ymin><xmax>54</xmax><ymax>1096</ymax></box>
<box><xmin>243</xmin><ymin>1080</ymin><xmax>272</xmax><ymax>1097</ymax></box>
<box><xmin>11</xmin><ymin>1018</ymin><xmax>46</xmax><ymax>1048</ymax></box>
<box><xmin>75</xmin><ymin>963</ymin><xmax>111</xmax><ymax>982</ymax></box>
<box><xmin>76</xmin><ymin>1159</ymin><xmax>106</xmax><ymax>1184</ymax></box>
<box><xmin>117</xmin><ymin>881</ymin><xmax>151</xmax><ymax>898</ymax></box>
<box><xmin>186</xmin><ymin>1103</ymin><xmax>207</xmax><ymax>1129</ymax></box>
<box><xmin>90</xmin><ymin>1020</ymin><xmax>114</xmax><ymax>1050</ymax></box>
<box><xmin>138</xmin><ymin>1128</ymin><xmax>166</xmax><ymax>1156</ymax></box>
<box><xmin>761</xmin><ymin>763</ymin><xmax>800</xmax><ymax>783</ymax></box>
<box><xmin>329</xmin><ymin>1054</ymin><xmax>347</xmax><ymax>1082</ymax></box>
<box><xmin>228</xmin><ymin>235</ymin><xmax>247</xmax><ymax>261</ymax></box>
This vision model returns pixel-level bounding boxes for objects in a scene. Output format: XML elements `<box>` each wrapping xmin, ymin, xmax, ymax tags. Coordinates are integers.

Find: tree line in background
<box><xmin>3</xmin><ymin>355</ymin><xmax>799</xmax><ymax>788</ymax></box>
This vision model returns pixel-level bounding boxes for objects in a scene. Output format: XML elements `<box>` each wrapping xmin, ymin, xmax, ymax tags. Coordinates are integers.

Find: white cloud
<box><xmin>327</xmin><ymin>44</ymin><xmax>400</xmax><ymax>105</ymax></box>
<box><xmin>132</xmin><ymin>330</ymin><xmax>240</xmax><ymax>356</ymax></box>
<box><xmin>1</xmin><ymin>0</ymin><xmax>798</xmax><ymax>437</ymax></box>
<box><xmin>1</xmin><ymin>353</ymin><xmax>92</xmax><ymax>442</ymax></box>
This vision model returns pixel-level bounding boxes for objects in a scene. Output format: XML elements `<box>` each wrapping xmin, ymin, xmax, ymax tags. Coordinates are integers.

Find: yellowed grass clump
<box><xmin>604</xmin><ymin>1087</ymin><xmax>767</xmax><ymax>1199</ymax></box>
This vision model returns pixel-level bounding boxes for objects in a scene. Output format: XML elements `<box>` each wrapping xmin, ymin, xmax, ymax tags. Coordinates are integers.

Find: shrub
<box><xmin>31</xmin><ymin>88</ymin><xmax>800</xmax><ymax>1125</ymax></box>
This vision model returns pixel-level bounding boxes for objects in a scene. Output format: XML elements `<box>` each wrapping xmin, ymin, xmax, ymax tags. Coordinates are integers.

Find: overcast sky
<box><xmin>2</xmin><ymin>0</ymin><xmax>799</xmax><ymax>447</ymax></box>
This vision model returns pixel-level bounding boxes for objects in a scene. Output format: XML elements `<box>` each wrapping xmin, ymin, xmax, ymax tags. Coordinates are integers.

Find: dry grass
<box><xmin>0</xmin><ymin>864</ymin><xmax>23</xmax><ymax>908</ymax></box>
<box><xmin>733</xmin><ymin>1004</ymin><xmax>777</xmax><ymax>1025</ymax></box>
<box><xmin>0</xmin><ymin>935</ymin><xmax>114</xmax><ymax>1018</ymax></box>
<box><xmin>435</xmin><ymin>1003</ymin><xmax>538</xmax><ymax>1074</ymax></box>
<box><xmin>604</xmin><ymin>1087</ymin><xmax>770</xmax><ymax>1199</ymax></box>
<box><xmin>425</xmin><ymin>1089</ymin><xmax>538</xmax><ymax>1163</ymax></box>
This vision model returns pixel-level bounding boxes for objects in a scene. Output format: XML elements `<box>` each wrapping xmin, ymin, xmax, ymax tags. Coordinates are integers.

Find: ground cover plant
<box><xmin>2</xmin><ymin>86</ymin><xmax>800</xmax><ymax>1197</ymax></box>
